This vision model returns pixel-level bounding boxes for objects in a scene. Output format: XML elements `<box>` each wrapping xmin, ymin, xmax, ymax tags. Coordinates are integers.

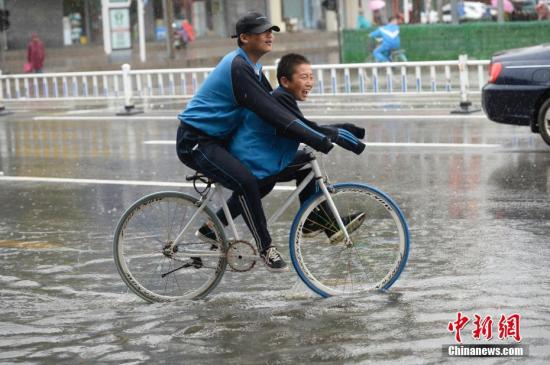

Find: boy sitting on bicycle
<box><xmin>196</xmin><ymin>53</ymin><xmax>367</xmax><ymax>269</ymax></box>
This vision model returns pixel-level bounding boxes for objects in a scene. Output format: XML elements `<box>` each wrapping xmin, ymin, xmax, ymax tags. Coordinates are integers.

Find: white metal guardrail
<box><xmin>0</xmin><ymin>55</ymin><xmax>489</xmax><ymax>108</ymax></box>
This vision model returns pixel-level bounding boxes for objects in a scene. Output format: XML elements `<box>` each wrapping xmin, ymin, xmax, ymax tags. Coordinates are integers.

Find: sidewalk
<box><xmin>2</xmin><ymin>94</ymin><xmax>481</xmax><ymax>114</ymax></box>
<box><xmin>1</xmin><ymin>31</ymin><xmax>339</xmax><ymax>75</ymax></box>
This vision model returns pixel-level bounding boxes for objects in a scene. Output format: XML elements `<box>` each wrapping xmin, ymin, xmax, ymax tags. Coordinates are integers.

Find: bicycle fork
<box><xmin>310</xmin><ymin>158</ymin><xmax>353</xmax><ymax>246</ymax></box>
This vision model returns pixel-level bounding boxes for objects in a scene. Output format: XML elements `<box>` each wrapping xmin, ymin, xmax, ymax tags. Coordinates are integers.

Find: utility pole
<box><xmin>497</xmin><ymin>0</ymin><xmax>505</xmax><ymax>23</ymax></box>
<box><xmin>322</xmin><ymin>0</ymin><xmax>341</xmax><ymax>63</ymax></box>
<box><xmin>163</xmin><ymin>0</ymin><xmax>175</xmax><ymax>59</ymax></box>
<box><xmin>84</xmin><ymin>0</ymin><xmax>92</xmax><ymax>43</ymax></box>
<box><xmin>137</xmin><ymin>0</ymin><xmax>146</xmax><ymax>62</ymax></box>
<box><xmin>0</xmin><ymin>0</ymin><xmax>7</xmax><ymax>114</ymax></box>
<box><xmin>451</xmin><ymin>0</ymin><xmax>459</xmax><ymax>25</ymax></box>
<box><xmin>0</xmin><ymin>0</ymin><xmax>6</xmax><ymax>71</ymax></box>
<box><xmin>412</xmin><ymin>0</ymin><xmax>421</xmax><ymax>23</ymax></box>
<box><xmin>336</xmin><ymin>0</ymin><xmax>342</xmax><ymax>63</ymax></box>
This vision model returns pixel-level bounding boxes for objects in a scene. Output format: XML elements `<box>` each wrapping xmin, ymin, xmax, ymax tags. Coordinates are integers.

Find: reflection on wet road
<box><xmin>1</xmin><ymin>105</ymin><xmax>549</xmax><ymax>364</ymax></box>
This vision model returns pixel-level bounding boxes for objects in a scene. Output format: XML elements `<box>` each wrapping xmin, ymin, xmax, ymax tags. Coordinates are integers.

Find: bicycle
<box><xmin>365</xmin><ymin>37</ymin><xmax>408</xmax><ymax>63</ymax></box>
<box><xmin>113</xmin><ymin>147</ymin><xmax>410</xmax><ymax>302</ymax></box>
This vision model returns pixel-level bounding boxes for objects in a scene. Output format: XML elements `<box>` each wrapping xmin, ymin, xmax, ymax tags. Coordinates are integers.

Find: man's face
<box><xmin>241</xmin><ymin>30</ymin><xmax>274</xmax><ymax>55</ymax></box>
<box><xmin>281</xmin><ymin>63</ymin><xmax>314</xmax><ymax>101</ymax></box>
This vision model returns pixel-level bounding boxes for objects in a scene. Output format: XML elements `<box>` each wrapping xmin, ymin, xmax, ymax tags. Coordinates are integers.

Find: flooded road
<box><xmin>1</xmin><ymin>103</ymin><xmax>549</xmax><ymax>364</ymax></box>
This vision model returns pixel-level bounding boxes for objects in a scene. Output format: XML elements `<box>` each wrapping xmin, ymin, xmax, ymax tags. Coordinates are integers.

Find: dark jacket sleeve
<box><xmin>272</xmin><ymin>89</ymin><xmax>304</xmax><ymax>118</ymax></box>
<box><xmin>231</xmin><ymin>57</ymin><xmax>332</xmax><ymax>153</ymax></box>
<box><xmin>273</xmin><ymin>87</ymin><xmax>366</xmax><ymax>155</ymax></box>
<box><xmin>272</xmin><ymin>88</ymin><xmax>337</xmax><ymax>139</ymax></box>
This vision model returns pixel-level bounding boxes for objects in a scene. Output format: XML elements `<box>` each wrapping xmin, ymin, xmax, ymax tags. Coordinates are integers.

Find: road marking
<box><xmin>366</xmin><ymin>142</ymin><xmax>500</xmax><ymax>148</ymax></box>
<box><xmin>64</xmin><ymin>108</ymin><xmax>119</xmax><ymax>115</ymax></box>
<box><xmin>31</xmin><ymin>116</ymin><xmax>176</xmax><ymax>121</ymax></box>
<box><xmin>144</xmin><ymin>140</ymin><xmax>175</xmax><ymax>144</ymax></box>
<box><xmin>144</xmin><ymin>140</ymin><xmax>500</xmax><ymax>148</ymax></box>
<box><xmin>0</xmin><ymin>240</ymin><xmax>63</xmax><ymax>249</ymax></box>
<box><xmin>308</xmin><ymin>115</ymin><xmax>486</xmax><ymax>120</ymax></box>
<box><xmin>31</xmin><ymin>114</ymin><xmax>487</xmax><ymax>122</ymax></box>
<box><xmin>0</xmin><ymin>176</ymin><xmax>295</xmax><ymax>191</ymax></box>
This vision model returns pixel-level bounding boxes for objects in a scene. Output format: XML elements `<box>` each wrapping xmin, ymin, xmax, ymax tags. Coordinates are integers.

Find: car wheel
<box><xmin>538</xmin><ymin>98</ymin><xmax>550</xmax><ymax>146</ymax></box>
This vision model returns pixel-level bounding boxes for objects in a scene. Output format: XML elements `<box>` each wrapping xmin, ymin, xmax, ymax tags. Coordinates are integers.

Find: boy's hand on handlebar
<box><xmin>331</xmin><ymin>123</ymin><xmax>365</xmax><ymax>139</ymax></box>
<box><xmin>333</xmin><ymin>128</ymin><xmax>366</xmax><ymax>155</ymax></box>
<box><xmin>316</xmin><ymin>137</ymin><xmax>334</xmax><ymax>154</ymax></box>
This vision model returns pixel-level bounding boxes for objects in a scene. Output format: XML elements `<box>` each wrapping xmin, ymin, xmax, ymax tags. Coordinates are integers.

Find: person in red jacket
<box><xmin>181</xmin><ymin>19</ymin><xmax>195</xmax><ymax>42</ymax></box>
<box><xmin>27</xmin><ymin>32</ymin><xmax>45</xmax><ymax>73</ymax></box>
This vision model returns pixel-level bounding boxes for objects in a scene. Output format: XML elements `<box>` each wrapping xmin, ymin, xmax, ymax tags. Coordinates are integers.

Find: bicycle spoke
<box><xmin>291</xmin><ymin>184</ymin><xmax>409</xmax><ymax>297</ymax></box>
<box><xmin>114</xmin><ymin>192</ymin><xmax>227</xmax><ymax>302</ymax></box>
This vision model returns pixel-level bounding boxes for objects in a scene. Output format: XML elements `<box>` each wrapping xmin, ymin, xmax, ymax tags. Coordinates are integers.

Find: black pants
<box><xmin>215</xmin><ymin>149</ymin><xmax>316</xmax><ymax>227</ymax></box>
<box><xmin>176</xmin><ymin>124</ymin><xmax>316</xmax><ymax>252</ymax></box>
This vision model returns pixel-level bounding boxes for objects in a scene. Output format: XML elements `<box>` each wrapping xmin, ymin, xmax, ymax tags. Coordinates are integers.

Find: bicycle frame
<box><xmin>170</xmin><ymin>147</ymin><xmax>352</xmax><ymax>257</ymax></box>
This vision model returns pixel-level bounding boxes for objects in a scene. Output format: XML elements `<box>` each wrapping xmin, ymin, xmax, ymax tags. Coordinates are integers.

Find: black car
<box><xmin>482</xmin><ymin>44</ymin><xmax>550</xmax><ymax>146</ymax></box>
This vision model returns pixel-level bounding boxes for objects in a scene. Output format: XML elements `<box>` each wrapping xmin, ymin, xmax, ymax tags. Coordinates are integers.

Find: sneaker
<box><xmin>193</xmin><ymin>224</ymin><xmax>220</xmax><ymax>262</ymax></box>
<box><xmin>325</xmin><ymin>212</ymin><xmax>367</xmax><ymax>244</ymax></box>
<box><xmin>260</xmin><ymin>246</ymin><xmax>289</xmax><ymax>272</ymax></box>
<box><xmin>301</xmin><ymin>208</ymin><xmax>330</xmax><ymax>237</ymax></box>
<box><xmin>301</xmin><ymin>220</ymin><xmax>324</xmax><ymax>237</ymax></box>
<box><xmin>195</xmin><ymin>223</ymin><xmax>219</xmax><ymax>244</ymax></box>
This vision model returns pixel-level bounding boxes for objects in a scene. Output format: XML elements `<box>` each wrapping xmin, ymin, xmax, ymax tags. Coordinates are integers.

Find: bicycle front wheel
<box><xmin>289</xmin><ymin>183</ymin><xmax>410</xmax><ymax>297</ymax></box>
<box><xmin>114</xmin><ymin>191</ymin><xmax>227</xmax><ymax>302</ymax></box>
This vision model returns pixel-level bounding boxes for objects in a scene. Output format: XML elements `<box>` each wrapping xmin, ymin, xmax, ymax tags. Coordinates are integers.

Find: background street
<box><xmin>0</xmin><ymin>98</ymin><xmax>548</xmax><ymax>363</ymax></box>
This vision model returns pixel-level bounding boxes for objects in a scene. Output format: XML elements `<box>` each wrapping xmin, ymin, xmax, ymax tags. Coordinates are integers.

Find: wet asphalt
<box><xmin>0</xmin><ymin>98</ymin><xmax>549</xmax><ymax>364</ymax></box>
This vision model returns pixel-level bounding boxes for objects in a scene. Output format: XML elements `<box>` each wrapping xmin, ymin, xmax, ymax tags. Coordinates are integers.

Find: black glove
<box><xmin>331</xmin><ymin>123</ymin><xmax>365</xmax><ymax>139</ymax></box>
<box><xmin>333</xmin><ymin>128</ymin><xmax>366</xmax><ymax>155</ymax></box>
<box><xmin>283</xmin><ymin>119</ymin><xmax>334</xmax><ymax>154</ymax></box>
<box><xmin>316</xmin><ymin>136</ymin><xmax>334</xmax><ymax>154</ymax></box>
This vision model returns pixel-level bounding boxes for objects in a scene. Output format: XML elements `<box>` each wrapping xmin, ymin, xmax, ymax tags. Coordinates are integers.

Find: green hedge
<box><xmin>343</xmin><ymin>21</ymin><xmax>550</xmax><ymax>62</ymax></box>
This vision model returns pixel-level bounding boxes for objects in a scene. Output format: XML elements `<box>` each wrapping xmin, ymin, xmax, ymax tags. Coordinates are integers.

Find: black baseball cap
<box><xmin>231</xmin><ymin>12</ymin><xmax>280</xmax><ymax>38</ymax></box>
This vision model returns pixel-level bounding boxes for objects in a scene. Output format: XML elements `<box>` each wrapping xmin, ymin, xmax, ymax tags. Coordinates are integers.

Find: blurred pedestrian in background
<box><xmin>356</xmin><ymin>10</ymin><xmax>371</xmax><ymax>29</ymax></box>
<box><xmin>369</xmin><ymin>16</ymin><xmax>401</xmax><ymax>62</ymax></box>
<box><xmin>536</xmin><ymin>1</ymin><xmax>550</xmax><ymax>20</ymax></box>
<box><xmin>182</xmin><ymin>19</ymin><xmax>195</xmax><ymax>42</ymax></box>
<box><xmin>174</xmin><ymin>19</ymin><xmax>196</xmax><ymax>50</ymax></box>
<box><xmin>27</xmin><ymin>32</ymin><xmax>45</xmax><ymax>73</ymax></box>
<box><xmin>491</xmin><ymin>0</ymin><xmax>514</xmax><ymax>21</ymax></box>
<box><xmin>369</xmin><ymin>0</ymin><xmax>386</xmax><ymax>25</ymax></box>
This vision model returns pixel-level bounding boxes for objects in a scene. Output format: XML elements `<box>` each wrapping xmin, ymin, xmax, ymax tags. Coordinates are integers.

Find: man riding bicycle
<box><xmin>369</xmin><ymin>16</ymin><xmax>401</xmax><ymax>62</ymax></box>
<box><xmin>176</xmin><ymin>13</ymin><xmax>334</xmax><ymax>271</ymax></box>
<box><xmin>176</xmin><ymin>13</ymin><xmax>366</xmax><ymax>272</ymax></box>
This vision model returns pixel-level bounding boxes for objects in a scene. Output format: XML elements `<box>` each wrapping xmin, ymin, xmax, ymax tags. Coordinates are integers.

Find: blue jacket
<box><xmin>229</xmin><ymin>108</ymin><xmax>300</xmax><ymax>179</ymax></box>
<box><xmin>369</xmin><ymin>23</ymin><xmax>400</xmax><ymax>49</ymax></box>
<box><xmin>230</xmin><ymin>87</ymin><xmax>365</xmax><ymax>179</ymax></box>
<box><xmin>178</xmin><ymin>48</ymin><xmax>331</xmax><ymax>152</ymax></box>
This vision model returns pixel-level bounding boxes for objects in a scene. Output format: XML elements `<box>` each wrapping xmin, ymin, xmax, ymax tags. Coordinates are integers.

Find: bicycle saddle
<box><xmin>185</xmin><ymin>172</ymin><xmax>213</xmax><ymax>184</ymax></box>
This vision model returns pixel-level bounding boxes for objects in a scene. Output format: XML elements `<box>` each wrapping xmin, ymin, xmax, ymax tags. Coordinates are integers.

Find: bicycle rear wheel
<box><xmin>113</xmin><ymin>191</ymin><xmax>227</xmax><ymax>302</ymax></box>
<box><xmin>289</xmin><ymin>183</ymin><xmax>409</xmax><ymax>297</ymax></box>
